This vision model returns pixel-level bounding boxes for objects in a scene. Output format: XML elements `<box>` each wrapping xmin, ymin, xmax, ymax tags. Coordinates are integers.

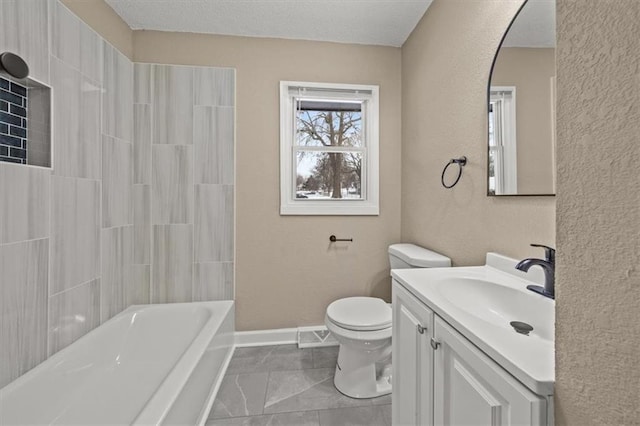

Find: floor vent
<box><xmin>297</xmin><ymin>326</ymin><xmax>339</xmax><ymax>348</ymax></box>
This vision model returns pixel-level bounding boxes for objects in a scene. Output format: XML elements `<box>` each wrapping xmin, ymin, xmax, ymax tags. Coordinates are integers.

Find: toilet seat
<box><xmin>326</xmin><ymin>297</ymin><xmax>392</xmax><ymax>331</ymax></box>
<box><xmin>326</xmin><ymin>315</ymin><xmax>393</xmax><ymax>342</ymax></box>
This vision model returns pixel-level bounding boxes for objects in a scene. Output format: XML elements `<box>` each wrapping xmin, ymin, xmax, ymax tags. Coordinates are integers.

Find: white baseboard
<box><xmin>234</xmin><ymin>328</ymin><xmax>298</xmax><ymax>347</ymax></box>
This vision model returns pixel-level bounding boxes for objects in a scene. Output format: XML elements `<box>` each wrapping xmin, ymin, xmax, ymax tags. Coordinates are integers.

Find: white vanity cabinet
<box><xmin>392</xmin><ymin>282</ymin><xmax>434</xmax><ymax>426</ymax></box>
<box><xmin>392</xmin><ymin>280</ymin><xmax>548</xmax><ymax>426</ymax></box>
<box><xmin>433</xmin><ymin>317</ymin><xmax>547</xmax><ymax>425</ymax></box>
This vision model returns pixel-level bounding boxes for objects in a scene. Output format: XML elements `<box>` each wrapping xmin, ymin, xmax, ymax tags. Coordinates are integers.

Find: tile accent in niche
<box><xmin>0</xmin><ymin>75</ymin><xmax>52</xmax><ymax>168</ymax></box>
<box><xmin>0</xmin><ymin>77</ymin><xmax>28</xmax><ymax>164</ymax></box>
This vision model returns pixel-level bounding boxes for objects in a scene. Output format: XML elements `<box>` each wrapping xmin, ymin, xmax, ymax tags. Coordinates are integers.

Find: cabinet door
<box><xmin>392</xmin><ymin>281</ymin><xmax>434</xmax><ymax>426</ymax></box>
<box><xmin>433</xmin><ymin>317</ymin><xmax>546</xmax><ymax>426</ymax></box>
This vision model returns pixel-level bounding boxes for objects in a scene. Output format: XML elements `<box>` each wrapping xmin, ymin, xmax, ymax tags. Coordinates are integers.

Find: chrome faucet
<box><xmin>515</xmin><ymin>244</ymin><xmax>555</xmax><ymax>299</ymax></box>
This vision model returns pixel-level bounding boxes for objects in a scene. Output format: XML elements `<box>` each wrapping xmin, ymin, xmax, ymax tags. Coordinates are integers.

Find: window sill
<box><xmin>280</xmin><ymin>200</ymin><xmax>379</xmax><ymax>216</ymax></box>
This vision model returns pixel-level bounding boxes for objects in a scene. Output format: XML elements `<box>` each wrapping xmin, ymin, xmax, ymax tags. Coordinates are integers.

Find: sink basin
<box><xmin>391</xmin><ymin>252</ymin><xmax>555</xmax><ymax>396</ymax></box>
<box><xmin>436</xmin><ymin>277</ymin><xmax>554</xmax><ymax>341</ymax></box>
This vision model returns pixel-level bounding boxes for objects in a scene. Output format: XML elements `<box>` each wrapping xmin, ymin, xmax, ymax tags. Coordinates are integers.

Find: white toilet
<box><xmin>325</xmin><ymin>243</ymin><xmax>451</xmax><ymax>399</ymax></box>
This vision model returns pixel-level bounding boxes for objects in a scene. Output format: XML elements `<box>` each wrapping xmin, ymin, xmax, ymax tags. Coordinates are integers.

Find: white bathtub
<box><xmin>0</xmin><ymin>301</ymin><xmax>234</xmax><ymax>426</ymax></box>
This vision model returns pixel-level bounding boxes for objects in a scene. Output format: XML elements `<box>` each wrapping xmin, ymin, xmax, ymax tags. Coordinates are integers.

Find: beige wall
<box><xmin>400</xmin><ymin>0</ymin><xmax>555</xmax><ymax>266</ymax></box>
<box><xmin>555</xmin><ymin>0</ymin><xmax>640</xmax><ymax>424</ymax></box>
<box><xmin>492</xmin><ymin>47</ymin><xmax>556</xmax><ymax>194</ymax></box>
<box><xmin>62</xmin><ymin>0</ymin><xmax>133</xmax><ymax>59</ymax></box>
<box><xmin>134</xmin><ymin>32</ymin><xmax>402</xmax><ymax>330</ymax></box>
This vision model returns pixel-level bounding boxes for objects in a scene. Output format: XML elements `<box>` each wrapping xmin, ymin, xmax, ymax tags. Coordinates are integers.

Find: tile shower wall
<box><xmin>0</xmin><ymin>1</ymin><xmax>235</xmax><ymax>389</ymax></box>
<box><xmin>0</xmin><ymin>0</ymin><xmax>133</xmax><ymax>387</ymax></box>
<box><xmin>133</xmin><ymin>63</ymin><xmax>235</xmax><ymax>304</ymax></box>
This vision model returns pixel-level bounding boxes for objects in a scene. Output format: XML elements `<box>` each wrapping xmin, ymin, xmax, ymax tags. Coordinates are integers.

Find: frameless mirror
<box><xmin>488</xmin><ymin>0</ymin><xmax>556</xmax><ymax>196</ymax></box>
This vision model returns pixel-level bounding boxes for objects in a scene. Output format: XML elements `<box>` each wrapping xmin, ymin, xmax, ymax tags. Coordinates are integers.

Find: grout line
<box><xmin>192</xmin><ymin>66</ymin><xmax>196</xmax><ymax>302</ymax></box>
<box><xmin>49</xmin><ymin>276</ymin><xmax>99</xmax><ymax>298</ymax></box>
<box><xmin>147</xmin><ymin>63</ymin><xmax>154</xmax><ymax>304</ymax></box>
<box><xmin>47</xmin><ymin>158</ymin><xmax>53</xmax><ymax>357</ymax></box>
<box><xmin>0</xmin><ymin>236</ymin><xmax>49</xmax><ymax>248</ymax></box>
<box><xmin>261</xmin><ymin>370</ymin><xmax>271</xmax><ymax>416</ymax></box>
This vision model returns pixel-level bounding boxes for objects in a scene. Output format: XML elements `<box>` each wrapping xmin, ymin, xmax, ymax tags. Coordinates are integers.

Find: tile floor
<box><xmin>206</xmin><ymin>345</ymin><xmax>391</xmax><ymax>426</ymax></box>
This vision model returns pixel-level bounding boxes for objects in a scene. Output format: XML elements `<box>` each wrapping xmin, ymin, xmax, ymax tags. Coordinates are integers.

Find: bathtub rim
<box><xmin>0</xmin><ymin>300</ymin><xmax>234</xmax><ymax>426</ymax></box>
<box><xmin>133</xmin><ymin>300</ymin><xmax>234</xmax><ymax>425</ymax></box>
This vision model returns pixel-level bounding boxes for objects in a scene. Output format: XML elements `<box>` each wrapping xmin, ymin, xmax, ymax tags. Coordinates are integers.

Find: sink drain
<box><xmin>510</xmin><ymin>321</ymin><xmax>534</xmax><ymax>336</ymax></box>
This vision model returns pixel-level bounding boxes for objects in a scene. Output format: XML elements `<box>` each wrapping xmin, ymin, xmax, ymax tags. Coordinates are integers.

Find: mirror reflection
<box><xmin>488</xmin><ymin>0</ymin><xmax>556</xmax><ymax>196</ymax></box>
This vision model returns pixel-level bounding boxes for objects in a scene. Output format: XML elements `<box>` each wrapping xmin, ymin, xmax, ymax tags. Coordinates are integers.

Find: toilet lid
<box><xmin>326</xmin><ymin>297</ymin><xmax>392</xmax><ymax>331</ymax></box>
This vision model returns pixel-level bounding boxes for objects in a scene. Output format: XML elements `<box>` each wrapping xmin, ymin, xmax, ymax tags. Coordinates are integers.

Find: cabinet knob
<box><xmin>430</xmin><ymin>338</ymin><xmax>441</xmax><ymax>350</ymax></box>
<box><xmin>417</xmin><ymin>324</ymin><xmax>427</xmax><ymax>334</ymax></box>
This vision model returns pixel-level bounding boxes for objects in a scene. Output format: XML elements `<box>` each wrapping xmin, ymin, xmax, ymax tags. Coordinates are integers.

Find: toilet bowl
<box><xmin>325</xmin><ymin>297</ymin><xmax>392</xmax><ymax>398</ymax></box>
<box><xmin>325</xmin><ymin>243</ymin><xmax>451</xmax><ymax>399</ymax></box>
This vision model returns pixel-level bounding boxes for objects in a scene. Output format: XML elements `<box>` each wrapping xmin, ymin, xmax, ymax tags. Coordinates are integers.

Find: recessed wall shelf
<box><xmin>1</xmin><ymin>66</ymin><xmax>52</xmax><ymax>168</ymax></box>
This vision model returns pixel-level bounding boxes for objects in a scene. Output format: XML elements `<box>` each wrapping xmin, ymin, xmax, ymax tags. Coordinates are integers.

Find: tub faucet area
<box><xmin>516</xmin><ymin>244</ymin><xmax>556</xmax><ymax>299</ymax></box>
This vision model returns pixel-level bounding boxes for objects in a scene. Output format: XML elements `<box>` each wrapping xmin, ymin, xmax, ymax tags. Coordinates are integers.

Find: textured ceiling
<box><xmin>105</xmin><ymin>0</ymin><xmax>434</xmax><ymax>47</ymax></box>
<box><xmin>503</xmin><ymin>0</ymin><xmax>556</xmax><ymax>48</ymax></box>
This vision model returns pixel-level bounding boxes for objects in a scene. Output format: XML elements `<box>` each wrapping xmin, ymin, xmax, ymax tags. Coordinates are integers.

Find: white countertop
<box><xmin>391</xmin><ymin>253</ymin><xmax>555</xmax><ymax>396</ymax></box>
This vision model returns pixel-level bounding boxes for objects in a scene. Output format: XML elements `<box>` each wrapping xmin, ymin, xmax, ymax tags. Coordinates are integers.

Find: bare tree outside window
<box><xmin>295</xmin><ymin>100</ymin><xmax>363</xmax><ymax>199</ymax></box>
<box><xmin>280</xmin><ymin>81</ymin><xmax>379</xmax><ymax>215</ymax></box>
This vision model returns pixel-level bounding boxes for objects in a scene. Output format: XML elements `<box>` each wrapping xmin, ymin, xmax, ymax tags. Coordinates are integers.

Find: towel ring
<box><xmin>441</xmin><ymin>156</ymin><xmax>467</xmax><ymax>189</ymax></box>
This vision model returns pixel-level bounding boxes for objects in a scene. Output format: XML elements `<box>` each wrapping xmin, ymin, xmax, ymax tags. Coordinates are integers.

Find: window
<box><xmin>280</xmin><ymin>81</ymin><xmax>379</xmax><ymax>215</ymax></box>
<box><xmin>489</xmin><ymin>86</ymin><xmax>517</xmax><ymax>195</ymax></box>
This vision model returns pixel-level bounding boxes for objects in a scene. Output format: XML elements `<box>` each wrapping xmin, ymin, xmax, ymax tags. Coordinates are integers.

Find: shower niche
<box><xmin>0</xmin><ymin>54</ymin><xmax>52</xmax><ymax>168</ymax></box>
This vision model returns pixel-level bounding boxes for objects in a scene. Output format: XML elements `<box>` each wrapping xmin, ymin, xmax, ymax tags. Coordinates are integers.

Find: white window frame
<box><xmin>280</xmin><ymin>81</ymin><xmax>379</xmax><ymax>215</ymax></box>
<box><xmin>489</xmin><ymin>86</ymin><xmax>517</xmax><ymax>194</ymax></box>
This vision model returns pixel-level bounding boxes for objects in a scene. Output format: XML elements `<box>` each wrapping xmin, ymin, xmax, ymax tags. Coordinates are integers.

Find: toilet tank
<box><xmin>388</xmin><ymin>243</ymin><xmax>451</xmax><ymax>269</ymax></box>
